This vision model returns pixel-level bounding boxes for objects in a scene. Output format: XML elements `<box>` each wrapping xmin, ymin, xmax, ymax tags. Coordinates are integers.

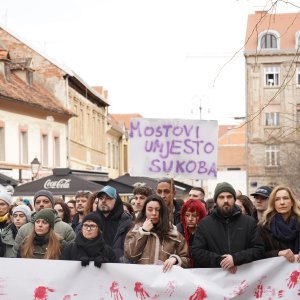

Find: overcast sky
<box><xmin>0</xmin><ymin>0</ymin><xmax>297</xmax><ymax>124</ymax></box>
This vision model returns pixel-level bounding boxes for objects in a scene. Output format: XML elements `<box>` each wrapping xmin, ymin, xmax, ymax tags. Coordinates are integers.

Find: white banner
<box><xmin>1</xmin><ymin>257</ymin><xmax>300</xmax><ymax>299</ymax></box>
<box><xmin>129</xmin><ymin>118</ymin><xmax>218</xmax><ymax>179</ymax></box>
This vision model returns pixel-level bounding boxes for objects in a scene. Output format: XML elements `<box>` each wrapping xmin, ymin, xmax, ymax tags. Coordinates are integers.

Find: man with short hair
<box><xmin>132</xmin><ymin>185</ymin><xmax>153</xmax><ymax>215</ymax></box>
<box><xmin>251</xmin><ymin>186</ymin><xmax>272</xmax><ymax>223</ymax></box>
<box><xmin>188</xmin><ymin>187</ymin><xmax>207</xmax><ymax>210</ymax></box>
<box><xmin>72</xmin><ymin>190</ymin><xmax>92</xmax><ymax>232</ymax></box>
<box><xmin>13</xmin><ymin>190</ymin><xmax>75</xmax><ymax>257</ymax></box>
<box><xmin>156</xmin><ymin>178</ymin><xmax>181</xmax><ymax>225</ymax></box>
<box><xmin>192</xmin><ymin>182</ymin><xmax>264</xmax><ymax>272</ymax></box>
<box><xmin>94</xmin><ymin>185</ymin><xmax>132</xmax><ymax>261</ymax></box>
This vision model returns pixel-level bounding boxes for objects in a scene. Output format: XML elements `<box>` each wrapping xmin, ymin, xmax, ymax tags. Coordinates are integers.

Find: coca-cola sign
<box><xmin>44</xmin><ymin>179</ymin><xmax>71</xmax><ymax>189</ymax></box>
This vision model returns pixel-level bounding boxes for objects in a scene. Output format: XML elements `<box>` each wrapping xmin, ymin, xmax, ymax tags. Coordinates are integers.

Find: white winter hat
<box><xmin>12</xmin><ymin>205</ymin><xmax>32</xmax><ymax>222</ymax></box>
<box><xmin>0</xmin><ymin>188</ymin><xmax>12</xmax><ymax>206</ymax></box>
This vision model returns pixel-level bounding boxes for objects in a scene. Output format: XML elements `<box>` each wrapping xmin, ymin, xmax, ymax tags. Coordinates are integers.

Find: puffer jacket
<box><xmin>1</xmin><ymin>223</ymin><xmax>17</xmax><ymax>257</ymax></box>
<box><xmin>124</xmin><ymin>223</ymin><xmax>189</xmax><ymax>267</ymax></box>
<box><xmin>12</xmin><ymin>210</ymin><xmax>75</xmax><ymax>257</ymax></box>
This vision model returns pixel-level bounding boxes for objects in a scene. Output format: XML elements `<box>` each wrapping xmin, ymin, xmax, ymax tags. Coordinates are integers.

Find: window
<box><xmin>41</xmin><ymin>134</ymin><xmax>49</xmax><ymax>166</ymax></box>
<box><xmin>261</xmin><ymin>33</ymin><xmax>277</xmax><ymax>49</ymax></box>
<box><xmin>0</xmin><ymin>127</ymin><xmax>4</xmax><ymax>161</ymax></box>
<box><xmin>264</xmin><ymin>66</ymin><xmax>280</xmax><ymax>86</ymax></box>
<box><xmin>20</xmin><ymin>131</ymin><xmax>28</xmax><ymax>164</ymax></box>
<box><xmin>266</xmin><ymin>145</ymin><xmax>280</xmax><ymax>166</ymax></box>
<box><xmin>265</xmin><ymin>112</ymin><xmax>280</xmax><ymax>126</ymax></box>
<box><xmin>108</xmin><ymin>143</ymin><xmax>111</xmax><ymax>168</ymax></box>
<box><xmin>53</xmin><ymin>137</ymin><xmax>60</xmax><ymax>167</ymax></box>
<box><xmin>297</xmin><ymin>67</ymin><xmax>300</xmax><ymax>85</ymax></box>
<box><xmin>297</xmin><ymin>109</ymin><xmax>300</xmax><ymax>127</ymax></box>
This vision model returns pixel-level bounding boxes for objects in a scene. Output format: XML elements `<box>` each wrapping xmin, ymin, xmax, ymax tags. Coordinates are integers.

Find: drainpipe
<box><xmin>65</xmin><ymin>75</ymin><xmax>71</xmax><ymax>168</ymax></box>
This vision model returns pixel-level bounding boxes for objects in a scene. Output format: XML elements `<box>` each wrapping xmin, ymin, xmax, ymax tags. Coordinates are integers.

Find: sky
<box><xmin>0</xmin><ymin>0</ymin><xmax>298</xmax><ymax>124</ymax></box>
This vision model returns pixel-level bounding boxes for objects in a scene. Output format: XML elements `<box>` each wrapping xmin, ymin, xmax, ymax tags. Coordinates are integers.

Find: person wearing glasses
<box><xmin>61</xmin><ymin>213</ymin><xmax>117</xmax><ymax>267</ymax></box>
<box><xmin>94</xmin><ymin>185</ymin><xmax>132</xmax><ymax>262</ymax></box>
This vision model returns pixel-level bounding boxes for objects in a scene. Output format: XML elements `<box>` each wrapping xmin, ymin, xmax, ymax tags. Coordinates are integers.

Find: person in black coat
<box><xmin>192</xmin><ymin>182</ymin><xmax>264</xmax><ymax>273</ymax></box>
<box><xmin>61</xmin><ymin>213</ymin><xmax>117</xmax><ymax>267</ymax></box>
<box><xmin>258</xmin><ymin>185</ymin><xmax>300</xmax><ymax>263</ymax></box>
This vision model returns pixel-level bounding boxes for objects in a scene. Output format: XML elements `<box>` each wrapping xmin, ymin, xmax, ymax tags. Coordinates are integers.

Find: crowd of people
<box><xmin>0</xmin><ymin>179</ymin><xmax>299</xmax><ymax>273</ymax></box>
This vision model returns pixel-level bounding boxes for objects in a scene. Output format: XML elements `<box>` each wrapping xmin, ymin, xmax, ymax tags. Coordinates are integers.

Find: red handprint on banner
<box><xmin>287</xmin><ymin>270</ymin><xmax>300</xmax><ymax>289</ymax></box>
<box><xmin>189</xmin><ymin>287</ymin><xmax>207</xmax><ymax>300</ymax></box>
<box><xmin>232</xmin><ymin>280</ymin><xmax>248</xmax><ymax>296</ymax></box>
<box><xmin>277</xmin><ymin>289</ymin><xmax>284</xmax><ymax>298</ymax></box>
<box><xmin>134</xmin><ymin>282</ymin><xmax>150</xmax><ymax>299</ymax></box>
<box><xmin>110</xmin><ymin>281</ymin><xmax>123</xmax><ymax>300</ymax></box>
<box><xmin>164</xmin><ymin>280</ymin><xmax>175</xmax><ymax>297</ymax></box>
<box><xmin>253</xmin><ymin>276</ymin><xmax>267</xmax><ymax>299</ymax></box>
<box><xmin>33</xmin><ymin>286</ymin><xmax>55</xmax><ymax>300</ymax></box>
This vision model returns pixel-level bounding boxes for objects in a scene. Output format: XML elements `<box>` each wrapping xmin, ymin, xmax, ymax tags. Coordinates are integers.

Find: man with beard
<box><xmin>72</xmin><ymin>190</ymin><xmax>92</xmax><ymax>233</ymax></box>
<box><xmin>94</xmin><ymin>185</ymin><xmax>132</xmax><ymax>261</ymax></box>
<box><xmin>191</xmin><ymin>182</ymin><xmax>264</xmax><ymax>272</ymax></box>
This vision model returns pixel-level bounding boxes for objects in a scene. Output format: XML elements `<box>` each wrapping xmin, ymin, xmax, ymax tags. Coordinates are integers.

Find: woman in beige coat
<box><xmin>124</xmin><ymin>194</ymin><xmax>189</xmax><ymax>272</ymax></box>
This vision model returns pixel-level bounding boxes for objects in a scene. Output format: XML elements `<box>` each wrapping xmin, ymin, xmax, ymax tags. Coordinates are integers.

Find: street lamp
<box><xmin>30</xmin><ymin>157</ymin><xmax>41</xmax><ymax>180</ymax></box>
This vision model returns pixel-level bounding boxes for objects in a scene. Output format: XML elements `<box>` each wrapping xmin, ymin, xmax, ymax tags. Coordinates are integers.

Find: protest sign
<box><xmin>0</xmin><ymin>257</ymin><xmax>299</xmax><ymax>299</ymax></box>
<box><xmin>129</xmin><ymin>118</ymin><xmax>218</xmax><ymax>179</ymax></box>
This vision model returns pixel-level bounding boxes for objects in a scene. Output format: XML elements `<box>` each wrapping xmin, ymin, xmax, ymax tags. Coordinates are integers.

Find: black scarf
<box><xmin>75</xmin><ymin>232</ymin><xmax>106</xmax><ymax>258</ymax></box>
<box><xmin>33</xmin><ymin>234</ymin><xmax>49</xmax><ymax>246</ymax></box>
<box><xmin>270</xmin><ymin>214</ymin><xmax>300</xmax><ymax>253</ymax></box>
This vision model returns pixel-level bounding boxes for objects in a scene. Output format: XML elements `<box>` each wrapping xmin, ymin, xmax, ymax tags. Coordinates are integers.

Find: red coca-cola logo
<box><xmin>44</xmin><ymin>179</ymin><xmax>71</xmax><ymax>189</ymax></box>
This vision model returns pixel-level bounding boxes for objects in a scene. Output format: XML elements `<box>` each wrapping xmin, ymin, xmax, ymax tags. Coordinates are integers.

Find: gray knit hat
<box><xmin>213</xmin><ymin>182</ymin><xmax>236</xmax><ymax>202</ymax></box>
<box><xmin>0</xmin><ymin>188</ymin><xmax>12</xmax><ymax>206</ymax></box>
<box><xmin>12</xmin><ymin>205</ymin><xmax>32</xmax><ymax>222</ymax></box>
<box><xmin>33</xmin><ymin>190</ymin><xmax>54</xmax><ymax>207</ymax></box>
<box><xmin>35</xmin><ymin>208</ymin><xmax>55</xmax><ymax>229</ymax></box>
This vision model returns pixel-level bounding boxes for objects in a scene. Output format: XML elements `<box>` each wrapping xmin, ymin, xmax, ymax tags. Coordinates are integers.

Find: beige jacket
<box><xmin>124</xmin><ymin>224</ymin><xmax>190</xmax><ymax>267</ymax></box>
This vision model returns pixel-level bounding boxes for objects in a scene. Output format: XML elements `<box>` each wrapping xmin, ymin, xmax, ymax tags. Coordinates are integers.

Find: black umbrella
<box><xmin>14</xmin><ymin>173</ymin><xmax>103</xmax><ymax>196</ymax></box>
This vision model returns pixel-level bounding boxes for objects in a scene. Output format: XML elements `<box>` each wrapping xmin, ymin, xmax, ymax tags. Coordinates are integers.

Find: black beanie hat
<box><xmin>213</xmin><ymin>182</ymin><xmax>236</xmax><ymax>202</ymax></box>
<box><xmin>35</xmin><ymin>208</ymin><xmax>55</xmax><ymax>229</ymax></box>
<box><xmin>82</xmin><ymin>213</ymin><xmax>102</xmax><ymax>230</ymax></box>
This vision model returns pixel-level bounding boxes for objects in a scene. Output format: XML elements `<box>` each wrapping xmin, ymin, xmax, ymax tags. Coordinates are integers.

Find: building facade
<box><xmin>245</xmin><ymin>11</ymin><xmax>300</xmax><ymax>195</ymax></box>
<box><xmin>0</xmin><ymin>25</ymin><xmax>112</xmax><ymax>181</ymax></box>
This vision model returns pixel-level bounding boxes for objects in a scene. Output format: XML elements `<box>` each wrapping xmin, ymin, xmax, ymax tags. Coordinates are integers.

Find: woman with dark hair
<box><xmin>67</xmin><ymin>200</ymin><xmax>76</xmax><ymax>222</ymax></box>
<box><xmin>177</xmin><ymin>199</ymin><xmax>207</xmax><ymax>267</ymax></box>
<box><xmin>258</xmin><ymin>185</ymin><xmax>300</xmax><ymax>262</ymax></box>
<box><xmin>236</xmin><ymin>195</ymin><xmax>255</xmax><ymax>216</ymax></box>
<box><xmin>89</xmin><ymin>192</ymin><xmax>99</xmax><ymax>213</ymax></box>
<box><xmin>123</xmin><ymin>202</ymin><xmax>136</xmax><ymax>221</ymax></box>
<box><xmin>19</xmin><ymin>208</ymin><xmax>64</xmax><ymax>259</ymax></box>
<box><xmin>124</xmin><ymin>194</ymin><xmax>189</xmax><ymax>272</ymax></box>
<box><xmin>54</xmin><ymin>199</ymin><xmax>71</xmax><ymax>224</ymax></box>
<box><xmin>61</xmin><ymin>212</ymin><xmax>117</xmax><ymax>267</ymax></box>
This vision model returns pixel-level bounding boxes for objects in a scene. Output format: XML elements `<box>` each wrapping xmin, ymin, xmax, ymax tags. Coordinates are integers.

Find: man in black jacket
<box><xmin>192</xmin><ymin>182</ymin><xmax>264</xmax><ymax>273</ymax></box>
<box><xmin>94</xmin><ymin>185</ymin><xmax>132</xmax><ymax>262</ymax></box>
<box><xmin>156</xmin><ymin>178</ymin><xmax>182</xmax><ymax>225</ymax></box>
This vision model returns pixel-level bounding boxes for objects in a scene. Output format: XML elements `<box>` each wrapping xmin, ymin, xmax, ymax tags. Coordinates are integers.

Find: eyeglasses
<box><xmin>82</xmin><ymin>224</ymin><xmax>98</xmax><ymax>230</ymax></box>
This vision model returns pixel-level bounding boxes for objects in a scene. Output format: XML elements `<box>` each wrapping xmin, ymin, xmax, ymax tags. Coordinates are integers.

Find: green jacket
<box><xmin>12</xmin><ymin>209</ymin><xmax>75</xmax><ymax>257</ymax></box>
<box><xmin>1</xmin><ymin>223</ymin><xmax>16</xmax><ymax>257</ymax></box>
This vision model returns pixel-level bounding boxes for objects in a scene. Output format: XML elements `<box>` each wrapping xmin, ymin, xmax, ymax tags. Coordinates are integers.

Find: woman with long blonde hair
<box><xmin>19</xmin><ymin>208</ymin><xmax>63</xmax><ymax>259</ymax></box>
<box><xmin>258</xmin><ymin>185</ymin><xmax>300</xmax><ymax>263</ymax></box>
